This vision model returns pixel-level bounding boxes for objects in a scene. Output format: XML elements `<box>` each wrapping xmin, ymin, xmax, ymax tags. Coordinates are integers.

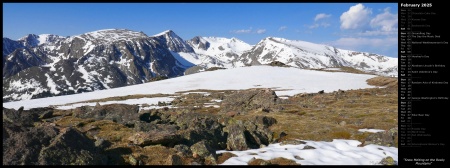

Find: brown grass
<box><xmin>61</xmin><ymin>93</ymin><xmax>172</xmax><ymax>105</ymax></box>
<box><xmin>268</xmin><ymin>157</ymin><xmax>300</xmax><ymax>165</ymax></box>
<box><xmin>47</xmin><ymin>85</ymin><xmax>397</xmax><ymax>165</ymax></box>
<box><xmin>313</xmin><ymin>66</ymin><xmax>376</xmax><ymax>75</ymax></box>
<box><xmin>367</xmin><ymin>76</ymin><xmax>398</xmax><ymax>88</ymax></box>
<box><xmin>232</xmin><ymin>87</ymin><xmax>397</xmax><ymax>143</ymax></box>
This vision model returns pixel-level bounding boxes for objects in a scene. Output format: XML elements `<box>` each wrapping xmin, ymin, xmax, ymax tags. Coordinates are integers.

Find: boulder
<box><xmin>133</xmin><ymin>122</ymin><xmax>179</xmax><ymax>132</ymax></box>
<box><xmin>73</xmin><ymin>104</ymin><xmax>139</xmax><ymax>125</ymax></box>
<box><xmin>248</xmin><ymin>158</ymin><xmax>270</xmax><ymax>165</ymax></box>
<box><xmin>379</xmin><ymin>156</ymin><xmax>396</xmax><ymax>165</ymax></box>
<box><xmin>3</xmin><ymin>122</ymin><xmax>59</xmax><ymax>165</ymax></box>
<box><xmin>220</xmin><ymin>88</ymin><xmax>279</xmax><ymax>114</ymax></box>
<box><xmin>217</xmin><ymin>152</ymin><xmax>237</xmax><ymax>164</ymax></box>
<box><xmin>3</xmin><ymin>107</ymin><xmax>53</xmax><ymax>126</ymax></box>
<box><xmin>128</xmin><ymin>130</ymin><xmax>181</xmax><ymax>147</ymax></box>
<box><xmin>37</xmin><ymin>127</ymin><xmax>107</xmax><ymax>165</ymax></box>
<box><xmin>165</xmin><ymin>154</ymin><xmax>183</xmax><ymax>165</ymax></box>
<box><xmin>364</xmin><ymin>127</ymin><xmax>398</xmax><ymax>147</ymax></box>
<box><xmin>224</xmin><ymin>116</ymin><xmax>276</xmax><ymax>151</ymax></box>
<box><xmin>173</xmin><ymin>113</ymin><xmax>227</xmax><ymax>148</ymax></box>
<box><xmin>174</xmin><ymin>144</ymin><xmax>192</xmax><ymax>157</ymax></box>
<box><xmin>190</xmin><ymin>140</ymin><xmax>217</xmax><ymax>165</ymax></box>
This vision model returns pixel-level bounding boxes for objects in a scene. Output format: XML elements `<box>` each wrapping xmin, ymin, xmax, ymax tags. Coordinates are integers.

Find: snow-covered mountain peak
<box><xmin>188</xmin><ymin>36</ymin><xmax>252</xmax><ymax>55</ymax></box>
<box><xmin>73</xmin><ymin>29</ymin><xmax>148</xmax><ymax>44</ymax></box>
<box><xmin>17</xmin><ymin>34</ymin><xmax>65</xmax><ymax>47</ymax></box>
<box><xmin>18</xmin><ymin>34</ymin><xmax>39</xmax><ymax>41</ymax></box>
<box><xmin>152</xmin><ymin>29</ymin><xmax>175</xmax><ymax>37</ymax></box>
<box><xmin>151</xmin><ymin>30</ymin><xmax>194</xmax><ymax>53</ymax></box>
<box><xmin>240</xmin><ymin>36</ymin><xmax>397</xmax><ymax>76</ymax></box>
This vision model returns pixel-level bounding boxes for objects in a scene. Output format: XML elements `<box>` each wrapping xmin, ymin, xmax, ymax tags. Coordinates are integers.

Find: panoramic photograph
<box><xmin>3</xmin><ymin>3</ymin><xmax>398</xmax><ymax>165</ymax></box>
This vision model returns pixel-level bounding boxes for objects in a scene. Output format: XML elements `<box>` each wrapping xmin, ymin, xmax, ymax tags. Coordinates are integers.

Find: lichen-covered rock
<box><xmin>379</xmin><ymin>156</ymin><xmax>396</xmax><ymax>165</ymax></box>
<box><xmin>128</xmin><ymin>155</ymin><xmax>139</xmax><ymax>165</ymax></box>
<box><xmin>248</xmin><ymin>157</ymin><xmax>270</xmax><ymax>165</ymax></box>
<box><xmin>93</xmin><ymin>136</ymin><xmax>111</xmax><ymax>149</ymax></box>
<box><xmin>128</xmin><ymin>130</ymin><xmax>181</xmax><ymax>147</ymax></box>
<box><xmin>133</xmin><ymin>122</ymin><xmax>179</xmax><ymax>132</ymax></box>
<box><xmin>267</xmin><ymin>61</ymin><xmax>287</xmax><ymax>67</ymax></box>
<box><xmin>3</xmin><ymin>122</ymin><xmax>59</xmax><ymax>165</ymax></box>
<box><xmin>217</xmin><ymin>152</ymin><xmax>237</xmax><ymax>164</ymax></box>
<box><xmin>165</xmin><ymin>154</ymin><xmax>183</xmax><ymax>165</ymax></box>
<box><xmin>3</xmin><ymin>107</ymin><xmax>53</xmax><ymax>126</ymax></box>
<box><xmin>190</xmin><ymin>140</ymin><xmax>217</xmax><ymax>165</ymax></box>
<box><xmin>364</xmin><ymin>127</ymin><xmax>398</xmax><ymax>147</ymax></box>
<box><xmin>174</xmin><ymin>144</ymin><xmax>192</xmax><ymax>157</ymax></box>
<box><xmin>268</xmin><ymin>157</ymin><xmax>300</xmax><ymax>165</ymax></box>
<box><xmin>224</xmin><ymin>120</ymin><xmax>250</xmax><ymax>150</ymax></box>
<box><xmin>73</xmin><ymin>104</ymin><xmax>139</xmax><ymax>125</ymax></box>
<box><xmin>220</xmin><ymin>88</ymin><xmax>279</xmax><ymax>114</ymax></box>
<box><xmin>303</xmin><ymin>145</ymin><xmax>316</xmax><ymax>149</ymax></box>
<box><xmin>173</xmin><ymin>113</ymin><xmax>227</xmax><ymax>149</ymax></box>
<box><xmin>37</xmin><ymin>127</ymin><xmax>107</xmax><ymax>165</ymax></box>
<box><xmin>39</xmin><ymin>110</ymin><xmax>54</xmax><ymax>119</ymax></box>
<box><xmin>224</xmin><ymin>116</ymin><xmax>276</xmax><ymax>151</ymax></box>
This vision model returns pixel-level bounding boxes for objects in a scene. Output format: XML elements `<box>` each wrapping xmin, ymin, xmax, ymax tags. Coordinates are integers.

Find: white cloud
<box><xmin>340</xmin><ymin>3</ymin><xmax>372</xmax><ymax>30</ymax></box>
<box><xmin>327</xmin><ymin>37</ymin><xmax>398</xmax><ymax>57</ymax></box>
<box><xmin>308</xmin><ymin>22</ymin><xmax>330</xmax><ymax>29</ymax></box>
<box><xmin>370</xmin><ymin>7</ymin><xmax>398</xmax><ymax>32</ymax></box>
<box><xmin>328</xmin><ymin>37</ymin><xmax>397</xmax><ymax>56</ymax></box>
<box><xmin>256</xmin><ymin>29</ymin><xmax>266</xmax><ymax>34</ymax></box>
<box><xmin>321</xmin><ymin>22</ymin><xmax>331</xmax><ymax>28</ymax></box>
<box><xmin>309</xmin><ymin>24</ymin><xmax>319</xmax><ymax>29</ymax></box>
<box><xmin>230</xmin><ymin>27</ymin><xmax>266</xmax><ymax>34</ymax></box>
<box><xmin>278</xmin><ymin>26</ymin><xmax>287</xmax><ymax>31</ymax></box>
<box><xmin>357</xmin><ymin>30</ymin><xmax>398</xmax><ymax>36</ymax></box>
<box><xmin>308</xmin><ymin>13</ymin><xmax>332</xmax><ymax>29</ymax></box>
<box><xmin>314</xmin><ymin>13</ymin><xmax>331</xmax><ymax>21</ymax></box>
<box><xmin>230</xmin><ymin>27</ymin><xmax>252</xmax><ymax>34</ymax></box>
<box><xmin>330</xmin><ymin>37</ymin><xmax>397</xmax><ymax>48</ymax></box>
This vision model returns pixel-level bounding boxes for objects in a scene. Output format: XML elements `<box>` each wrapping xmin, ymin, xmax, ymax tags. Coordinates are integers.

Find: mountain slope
<box><xmin>3</xmin><ymin>29</ymin><xmax>397</xmax><ymax>102</ymax></box>
<box><xmin>3</xmin><ymin>29</ymin><xmax>189</xmax><ymax>102</ymax></box>
<box><xmin>3</xmin><ymin>66</ymin><xmax>377</xmax><ymax>110</ymax></box>
<box><xmin>237</xmin><ymin>37</ymin><xmax>397</xmax><ymax>76</ymax></box>
<box><xmin>186</xmin><ymin>36</ymin><xmax>253</xmax><ymax>67</ymax></box>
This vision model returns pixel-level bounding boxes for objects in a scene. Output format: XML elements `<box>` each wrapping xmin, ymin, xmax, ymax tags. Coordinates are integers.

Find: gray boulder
<box><xmin>73</xmin><ymin>104</ymin><xmax>139</xmax><ymax>125</ymax></box>
<box><xmin>3</xmin><ymin>122</ymin><xmax>59</xmax><ymax>165</ymax></box>
<box><xmin>224</xmin><ymin>116</ymin><xmax>276</xmax><ymax>151</ymax></box>
<box><xmin>37</xmin><ymin>127</ymin><xmax>107</xmax><ymax>165</ymax></box>
<box><xmin>364</xmin><ymin>127</ymin><xmax>398</xmax><ymax>147</ymax></box>
<box><xmin>220</xmin><ymin>88</ymin><xmax>279</xmax><ymax>114</ymax></box>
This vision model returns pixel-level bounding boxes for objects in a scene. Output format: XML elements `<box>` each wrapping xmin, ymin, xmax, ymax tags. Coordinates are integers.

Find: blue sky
<box><xmin>3</xmin><ymin>3</ymin><xmax>398</xmax><ymax>57</ymax></box>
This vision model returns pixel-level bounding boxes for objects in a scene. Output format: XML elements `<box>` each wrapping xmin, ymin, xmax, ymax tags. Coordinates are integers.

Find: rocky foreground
<box><xmin>3</xmin><ymin>87</ymin><xmax>398</xmax><ymax>165</ymax></box>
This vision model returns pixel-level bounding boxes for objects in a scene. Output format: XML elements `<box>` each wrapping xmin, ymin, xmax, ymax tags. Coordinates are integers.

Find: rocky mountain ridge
<box><xmin>3</xmin><ymin>29</ymin><xmax>397</xmax><ymax>102</ymax></box>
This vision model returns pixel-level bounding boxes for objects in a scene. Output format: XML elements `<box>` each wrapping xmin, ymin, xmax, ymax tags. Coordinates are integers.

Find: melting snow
<box><xmin>358</xmin><ymin>129</ymin><xmax>386</xmax><ymax>133</ymax></box>
<box><xmin>217</xmin><ymin>139</ymin><xmax>398</xmax><ymax>165</ymax></box>
<box><xmin>45</xmin><ymin>74</ymin><xmax>60</xmax><ymax>95</ymax></box>
<box><xmin>56</xmin><ymin>97</ymin><xmax>174</xmax><ymax>110</ymax></box>
<box><xmin>3</xmin><ymin>66</ymin><xmax>377</xmax><ymax>110</ymax></box>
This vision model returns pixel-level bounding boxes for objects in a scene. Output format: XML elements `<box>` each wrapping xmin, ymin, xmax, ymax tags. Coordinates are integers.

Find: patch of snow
<box><xmin>152</xmin><ymin>30</ymin><xmax>173</xmax><ymax>37</ymax></box>
<box><xmin>56</xmin><ymin>97</ymin><xmax>174</xmax><ymax>110</ymax></box>
<box><xmin>5</xmin><ymin>79</ymin><xmax>46</xmax><ymax>101</ymax></box>
<box><xmin>217</xmin><ymin>139</ymin><xmax>397</xmax><ymax>165</ymax></box>
<box><xmin>77</xmin><ymin>65</ymin><xmax>93</xmax><ymax>83</ymax></box>
<box><xmin>204</xmin><ymin>105</ymin><xmax>220</xmax><ymax>108</ymax></box>
<box><xmin>358</xmin><ymin>129</ymin><xmax>386</xmax><ymax>133</ymax></box>
<box><xmin>45</xmin><ymin>74</ymin><xmax>60</xmax><ymax>95</ymax></box>
<box><xmin>323</xmin><ymin>68</ymin><xmax>342</xmax><ymax>71</ymax></box>
<box><xmin>211</xmin><ymin>99</ymin><xmax>223</xmax><ymax>103</ymax></box>
<box><xmin>4</xmin><ymin>66</ymin><xmax>377</xmax><ymax>110</ymax></box>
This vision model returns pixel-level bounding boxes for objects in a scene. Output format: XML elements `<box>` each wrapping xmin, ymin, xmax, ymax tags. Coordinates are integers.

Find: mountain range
<box><xmin>3</xmin><ymin>29</ymin><xmax>397</xmax><ymax>102</ymax></box>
